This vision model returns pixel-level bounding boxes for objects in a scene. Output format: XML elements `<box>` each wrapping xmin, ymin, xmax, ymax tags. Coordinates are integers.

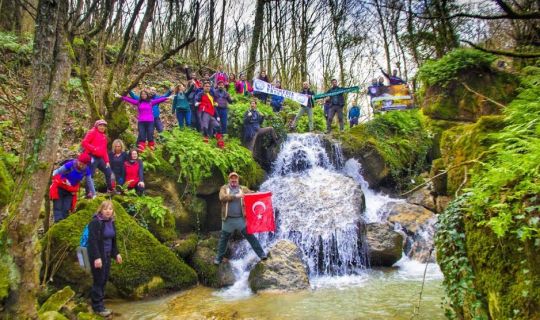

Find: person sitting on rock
<box><xmin>88</xmin><ymin>200</ymin><xmax>123</xmax><ymax>317</ymax></box>
<box><xmin>124</xmin><ymin>149</ymin><xmax>145</xmax><ymax>196</ymax></box>
<box><xmin>50</xmin><ymin>153</ymin><xmax>94</xmax><ymax>222</ymax></box>
<box><xmin>214</xmin><ymin>172</ymin><xmax>267</xmax><ymax>265</ymax></box>
<box><xmin>81</xmin><ymin>119</ymin><xmax>113</xmax><ymax>194</ymax></box>
<box><xmin>108</xmin><ymin>139</ymin><xmax>127</xmax><ymax>193</ymax></box>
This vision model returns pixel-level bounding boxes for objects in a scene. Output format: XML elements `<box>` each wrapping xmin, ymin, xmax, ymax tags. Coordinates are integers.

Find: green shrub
<box><xmin>161</xmin><ymin>128</ymin><xmax>264</xmax><ymax>193</ymax></box>
<box><xmin>418</xmin><ymin>48</ymin><xmax>496</xmax><ymax>87</ymax></box>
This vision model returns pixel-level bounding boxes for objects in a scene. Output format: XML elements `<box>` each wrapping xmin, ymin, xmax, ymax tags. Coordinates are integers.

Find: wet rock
<box><xmin>191</xmin><ymin>238</ymin><xmax>235</xmax><ymax>288</ymax></box>
<box><xmin>196</xmin><ymin>169</ymin><xmax>225</xmax><ymax>195</ymax></box>
<box><xmin>251</xmin><ymin>127</ymin><xmax>280</xmax><ymax>172</ymax></box>
<box><xmin>379</xmin><ymin>202</ymin><xmax>437</xmax><ymax>263</ymax></box>
<box><xmin>381</xmin><ymin>202</ymin><xmax>436</xmax><ymax>234</ymax></box>
<box><xmin>406</xmin><ymin>187</ymin><xmax>436</xmax><ymax>212</ymax></box>
<box><xmin>248</xmin><ymin>240</ymin><xmax>309</xmax><ymax>292</ymax></box>
<box><xmin>364</xmin><ymin>222</ymin><xmax>404</xmax><ymax>267</ymax></box>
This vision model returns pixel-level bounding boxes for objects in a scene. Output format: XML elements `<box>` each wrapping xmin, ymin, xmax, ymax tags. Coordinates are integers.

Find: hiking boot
<box><xmin>137</xmin><ymin>142</ymin><xmax>146</xmax><ymax>152</ymax></box>
<box><xmin>217</xmin><ymin>139</ymin><xmax>225</xmax><ymax>149</ymax></box>
<box><xmin>95</xmin><ymin>308</ymin><xmax>112</xmax><ymax>317</ymax></box>
<box><xmin>148</xmin><ymin>141</ymin><xmax>156</xmax><ymax>151</ymax></box>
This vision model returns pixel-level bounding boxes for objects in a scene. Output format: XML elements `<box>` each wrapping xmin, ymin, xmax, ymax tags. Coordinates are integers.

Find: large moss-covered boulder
<box><xmin>438</xmin><ymin>115</ymin><xmax>505</xmax><ymax>195</ymax></box>
<box><xmin>338</xmin><ymin>110</ymin><xmax>431</xmax><ymax>191</ymax></box>
<box><xmin>170</xmin><ymin>233</ymin><xmax>198</xmax><ymax>260</ymax></box>
<box><xmin>248</xmin><ymin>240</ymin><xmax>309</xmax><ymax>292</ymax></box>
<box><xmin>418</xmin><ymin>49</ymin><xmax>518</xmax><ymax>122</ymax></box>
<box><xmin>42</xmin><ymin>199</ymin><xmax>197</xmax><ymax>298</ymax></box>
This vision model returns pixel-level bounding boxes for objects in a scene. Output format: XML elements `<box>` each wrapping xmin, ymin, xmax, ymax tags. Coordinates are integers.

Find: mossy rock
<box><xmin>0</xmin><ymin>152</ymin><xmax>14</xmax><ymax>209</ymax></box>
<box><xmin>421</xmin><ymin>67</ymin><xmax>518</xmax><ymax>122</ymax></box>
<box><xmin>0</xmin><ymin>252</ymin><xmax>16</xmax><ymax>303</ymax></box>
<box><xmin>185</xmin><ymin>196</ymin><xmax>207</xmax><ymax>232</ymax></box>
<box><xmin>439</xmin><ymin>115</ymin><xmax>505</xmax><ymax>194</ymax></box>
<box><xmin>338</xmin><ymin>110</ymin><xmax>431</xmax><ymax>191</ymax></box>
<box><xmin>424</xmin><ymin>117</ymin><xmax>464</xmax><ymax>161</ymax></box>
<box><xmin>189</xmin><ymin>238</ymin><xmax>235</xmax><ymax>288</ymax></box>
<box><xmin>38</xmin><ymin>286</ymin><xmax>75</xmax><ymax>314</ymax></box>
<box><xmin>465</xmin><ymin>223</ymin><xmax>540</xmax><ymax>319</ymax></box>
<box><xmin>38</xmin><ymin>311</ymin><xmax>69</xmax><ymax>320</ymax></box>
<box><xmin>170</xmin><ymin>233</ymin><xmax>199</xmax><ymax>260</ymax></box>
<box><xmin>116</xmin><ymin>196</ymin><xmax>177</xmax><ymax>243</ymax></box>
<box><xmin>42</xmin><ymin>198</ymin><xmax>197</xmax><ymax>298</ymax></box>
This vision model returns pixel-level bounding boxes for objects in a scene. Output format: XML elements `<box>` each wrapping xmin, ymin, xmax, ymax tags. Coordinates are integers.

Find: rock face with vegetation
<box><xmin>430</xmin><ymin>54</ymin><xmax>540</xmax><ymax>319</ymax></box>
<box><xmin>42</xmin><ymin>199</ymin><xmax>197</xmax><ymax>299</ymax></box>
<box><xmin>338</xmin><ymin>110</ymin><xmax>431</xmax><ymax>191</ymax></box>
<box><xmin>418</xmin><ymin>49</ymin><xmax>519</xmax><ymax>122</ymax></box>
<box><xmin>364</xmin><ymin>222</ymin><xmax>404</xmax><ymax>267</ymax></box>
<box><xmin>248</xmin><ymin>240</ymin><xmax>309</xmax><ymax>292</ymax></box>
<box><xmin>189</xmin><ymin>236</ymin><xmax>235</xmax><ymax>288</ymax></box>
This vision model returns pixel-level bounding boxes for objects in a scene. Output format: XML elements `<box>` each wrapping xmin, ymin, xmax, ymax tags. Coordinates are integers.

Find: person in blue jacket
<box><xmin>348</xmin><ymin>105</ymin><xmax>361</xmax><ymax>128</ymax></box>
<box><xmin>172</xmin><ymin>84</ymin><xmax>192</xmax><ymax>128</ymax></box>
<box><xmin>270</xmin><ymin>80</ymin><xmax>285</xmax><ymax>113</ymax></box>
<box><xmin>129</xmin><ymin>86</ymin><xmax>173</xmax><ymax>136</ymax></box>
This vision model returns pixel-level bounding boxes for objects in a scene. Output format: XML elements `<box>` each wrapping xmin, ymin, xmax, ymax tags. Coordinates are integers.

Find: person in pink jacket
<box><xmin>115</xmin><ymin>90</ymin><xmax>170</xmax><ymax>151</ymax></box>
<box><xmin>235</xmin><ymin>74</ymin><xmax>253</xmax><ymax>96</ymax></box>
<box><xmin>81</xmin><ymin>119</ymin><xmax>113</xmax><ymax>194</ymax></box>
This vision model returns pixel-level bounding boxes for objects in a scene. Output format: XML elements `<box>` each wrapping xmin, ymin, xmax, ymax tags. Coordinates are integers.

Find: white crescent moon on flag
<box><xmin>252</xmin><ymin>201</ymin><xmax>266</xmax><ymax>215</ymax></box>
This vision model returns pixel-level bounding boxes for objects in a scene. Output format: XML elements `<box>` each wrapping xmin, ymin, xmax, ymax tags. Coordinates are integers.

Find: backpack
<box><xmin>79</xmin><ymin>224</ymin><xmax>89</xmax><ymax>247</ymax></box>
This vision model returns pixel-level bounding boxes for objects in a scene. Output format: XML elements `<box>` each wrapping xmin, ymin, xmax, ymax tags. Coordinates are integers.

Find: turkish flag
<box><xmin>244</xmin><ymin>192</ymin><xmax>276</xmax><ymax>234</ymax></box>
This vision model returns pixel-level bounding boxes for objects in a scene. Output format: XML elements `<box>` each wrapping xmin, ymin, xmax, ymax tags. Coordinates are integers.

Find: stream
<box><xmin>110</xmin><ymin>134</ymin><xmax>445</xmax><ymax>319</ymax></box>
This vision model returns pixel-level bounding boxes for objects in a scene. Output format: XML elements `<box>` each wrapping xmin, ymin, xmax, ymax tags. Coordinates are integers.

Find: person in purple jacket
<box><xmin>115</xmin><ymin>90</ymin><xmax>170</xmax><ymax>151</ymax></box>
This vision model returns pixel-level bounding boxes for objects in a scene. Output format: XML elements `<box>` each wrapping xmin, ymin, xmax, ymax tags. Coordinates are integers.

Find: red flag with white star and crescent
<box><xmin>244</xmin><ymin>191</ymin><xmax>275</xmax><ymax>234</ymax></box>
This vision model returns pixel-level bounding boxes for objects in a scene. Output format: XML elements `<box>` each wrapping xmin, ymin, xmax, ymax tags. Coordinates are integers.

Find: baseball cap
<box><xmin>228</xmin><ymin>172</ymin><xmax>239</xmax><ymax>178</ymax></box>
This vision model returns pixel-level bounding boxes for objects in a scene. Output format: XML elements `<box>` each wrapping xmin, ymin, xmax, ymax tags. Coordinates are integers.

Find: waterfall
<box><xmin>216</xmin><ymin>133</ymin><xmax>431</xmax><ymax>298</ymax></box>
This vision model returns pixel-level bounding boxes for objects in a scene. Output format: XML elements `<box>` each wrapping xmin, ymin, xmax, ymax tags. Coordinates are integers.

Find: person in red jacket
<box><xmin>124</xmin><ymin>149</ymin><xmax>145</xmax><ymax>195</ymax></box>
<box><xmin>81</xmin><ymin>119</ymin><xmax>113</xmax><ymax>193</ymax></box>
<box><xmin>195</xmin><ymin>81</ymin><xmax>224</xmax><ymax>148</ymax></box>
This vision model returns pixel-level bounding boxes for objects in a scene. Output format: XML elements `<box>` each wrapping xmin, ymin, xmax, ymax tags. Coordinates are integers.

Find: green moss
<box><xmin>439</xmin><ymin>115</ymin><xmax>505</xmax><ymax>195</ymax></box>
<box><xmin>42</xmin><ymin>199</ymin><xmax>197</xmax><ymax>298</ymax></box>
<box><xmin>38</xmin><ymin>286</ymin><xmax>75</xmax><ymax>314</ymax></box>
<box><xmin>172</xmin><ymin>234</ymin><xmax>199</xmax><ymax>260</ymax></box>
<box><xmin>465</xmin><ymin>223</ymin><xmax>539</xmax><ymax>319</ymax></box>
<box><xmin>38</xmin><ymin>311</ymin><xmax>69</xmax><ymax>320</ymax></box>
<box><xmin>107</xmin><ymin>109</ymin><xmax>130</xmax><ymax>140</ymax></box>
<box><xmin>0</xmin><ymin>151</ymin><xmax>14</xmax><ymax>208</ymax></box>
<box><xmin>339</xmin><ymin>109</ymin><xmax>431</xmax><ymax>190</ymax></box>
<box><xmin>189</xmin><ymin>238</ymin><xmax>222</xmax><ymax>287</ymax></box>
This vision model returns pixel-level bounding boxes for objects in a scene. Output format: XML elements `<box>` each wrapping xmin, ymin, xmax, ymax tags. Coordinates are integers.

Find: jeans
<box><xmin>91</xmin><ymin>157</ymin><xmax>113</xmax><ymax>190</ymax></box>
<box><xmin>90</xmin><ymin>254</ymin><xmax>111</xmax><ymax>312</ymax></box>
<box><xmin>326</xmin><ymin>105</ymin><xmax>344</xmax><ymax>132</ymax></box>
<box><xmin>137</xmin><ymin>121</ymin><xmax>154</xmax><ymax>143</ymax></box>
<box><xmin>294</xmin><ymin>106</ymin><xmax>313</xmax><ymax>131</ymax></box>
<box><xmin>175</xmin><ymin>109</ymin><xmax>191</xmax><ymax>128</ymax></box>
<box><xmin>154</xmin><ymin>116</ymin><xmax>164</xmax><ymax>133</ymax></box>
<box><xmin>216</xmin><ymin>217</ymin><xmax>265</xmax><ymax>262</ymax></box>
<box><xmin>349</xmin><ymin>117</ymin><xmax>359</xmax><ymax>128</ymax></box>
<box><xmin>52</xmin><ymin>188</ymin><xmax>73</xmax><ymax>222</ymax></box>
<box><xmin>216</xmin><ymin>107</ymin><xmax>228</xmax><ymax>134</ymax></box>
<box><xmin>190</xmin><ymin>104</ymin><xmax>200</xmax><ymax>131</ymax></box>
<box><xmin>200</xmin><ymin>112</ymin><xmax>220</xmax><ymax>137</ymax></box>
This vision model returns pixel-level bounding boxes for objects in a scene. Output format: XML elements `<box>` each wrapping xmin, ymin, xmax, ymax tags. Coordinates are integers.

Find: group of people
<box><xmin>50</xmin><ymin>120</ymin><xmax>145</xmax><ymax>223</ymax></box>
<box><xmin>367</xmin><ymin>68</ymin><xmax>406</xmax><ymax>99</ymax></box>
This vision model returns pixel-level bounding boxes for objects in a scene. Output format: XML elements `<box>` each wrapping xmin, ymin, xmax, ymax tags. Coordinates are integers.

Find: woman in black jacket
<box><xmin>88</xmin><ymin>200</ymin><xmax>123</xmax><ymax>317</ymax></box>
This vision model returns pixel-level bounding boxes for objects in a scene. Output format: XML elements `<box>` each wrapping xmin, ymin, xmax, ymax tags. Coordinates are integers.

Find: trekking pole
<box><xmin>410</xmin><ymin>247</ymin><xmax>434</xmax><ymax>319</ymax></box>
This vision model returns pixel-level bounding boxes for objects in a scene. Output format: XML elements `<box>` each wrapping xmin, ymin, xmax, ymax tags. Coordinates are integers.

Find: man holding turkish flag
<box><xmin>244</xmin><ymin>191</ymin><xmax>276</xmax><ymax>234</ymax></box>
<box><xmin>214</xmin><ymin>172</ymin><xmax>268</xmax><ymax>265</ymax></box>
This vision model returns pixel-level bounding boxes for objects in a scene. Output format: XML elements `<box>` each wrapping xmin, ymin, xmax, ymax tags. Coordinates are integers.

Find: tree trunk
<box><xmin>217</xmin><ymin>0</ymin><xmax>226</xmax><ymax>58</ymax></box>
<box><xmin>374</xmin><ymin>0</ymin><xmax>392</xmax><ymax>73</ymax></box>
<box><xmin>4</xmin><ymin>0</ymin><xmax>71</xmax><ymax>318</ymax></box>
<box><xmin>246</xmin><ymin>0</ymin><xmax>265</xmax><ymax>80</ymax></box>
<box><xmin>208</xmin><ymin>0</ymin><xmax>216</xmax><ymax>60</ymax></box>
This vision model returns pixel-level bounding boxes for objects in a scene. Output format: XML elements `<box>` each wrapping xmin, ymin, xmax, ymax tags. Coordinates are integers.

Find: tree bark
<box><xmin>246</xmin><ymin>0</ymin><xmax>265</xmax><ymax>80</ymax></box>
<box><xmin>4</xmin><ymin>0</ymin><xmax>71</xmax><ymax>317</ymax></box>
<box><xmin>217</xmin><ymin>0</ymin><xmax>226</xmax><ymax>58</ymax></box>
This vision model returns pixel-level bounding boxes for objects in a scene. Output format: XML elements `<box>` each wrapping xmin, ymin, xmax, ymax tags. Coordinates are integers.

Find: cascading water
<box><xmin>216</xmin><ymin>133</ymin><xmax>437</xmax><ymax>299</ymax></box>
